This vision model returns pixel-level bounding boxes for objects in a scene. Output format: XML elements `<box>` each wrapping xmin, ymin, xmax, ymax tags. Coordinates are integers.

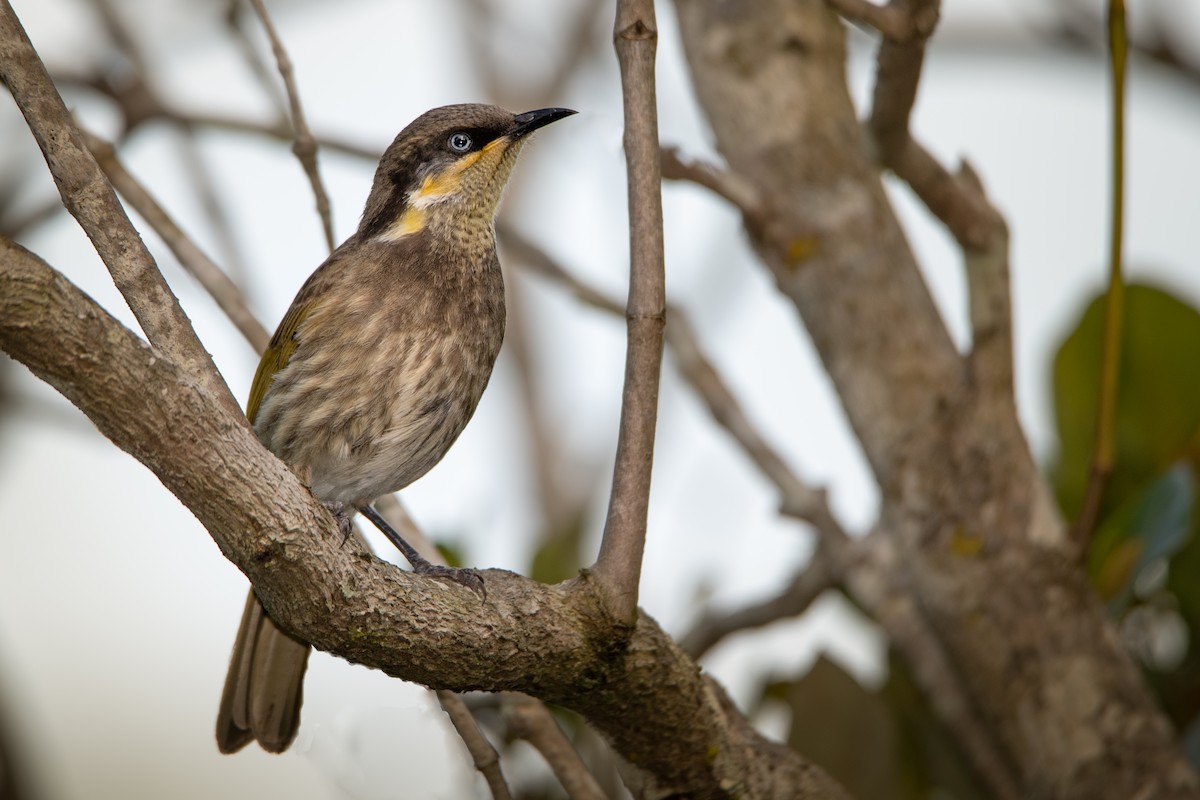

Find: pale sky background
<box><xmin>1</xmin><ymin>0</ymin><xmax>1199</xmax><ymax>798</ymax></box>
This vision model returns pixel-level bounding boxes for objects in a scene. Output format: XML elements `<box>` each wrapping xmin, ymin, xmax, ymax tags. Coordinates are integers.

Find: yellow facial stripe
<box><xmin>414</xmin><ymin>137</ymin><xmax>511</xmax><ymax>204</ymax></box>
<box><xmin>378</xmin><ymin>205</ymin><xmax>427</xmax><ymax>242</ymax></box>
<box><xmin>415</xmin><ymin>151</ymin><xmax>482</xmax><ymax>203</ymax></box>
<box><xmin>377</xmin><ymin>136</ymin><xmax>513</xmax><ymax>241</ymax></box>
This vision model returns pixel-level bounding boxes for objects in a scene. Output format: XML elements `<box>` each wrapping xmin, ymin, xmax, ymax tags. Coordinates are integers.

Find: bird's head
<box><xmin>358</xmin><ymin>103</ymin><xmax>575</xmax><ymax>244</ymax></box>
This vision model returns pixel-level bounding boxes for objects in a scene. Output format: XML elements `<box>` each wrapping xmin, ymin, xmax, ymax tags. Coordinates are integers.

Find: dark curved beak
<box><xmin>512</xmin><ymin>107</ymin><xmax>577</xmax><ymax>137</ymax></box>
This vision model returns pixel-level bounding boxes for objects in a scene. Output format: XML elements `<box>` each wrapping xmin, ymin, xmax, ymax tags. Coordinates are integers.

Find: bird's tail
<box><xmin>215</xmin><ymin>590</ymin><xmax>310</xmax><ymax>754</ymax></box>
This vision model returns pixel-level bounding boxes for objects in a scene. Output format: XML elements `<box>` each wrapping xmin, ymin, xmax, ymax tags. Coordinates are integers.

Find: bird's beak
<box><xmin>511</xmin><ymin>107</ymin><xmax>577</xmax><ymax>137</ymax></box>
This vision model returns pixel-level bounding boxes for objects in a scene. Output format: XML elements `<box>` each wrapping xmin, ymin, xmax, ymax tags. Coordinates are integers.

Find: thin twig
<box><xmin>437</xmin><ymin>690</ymin><xmax>513</xmax><ymax>800</ymax></box>
<box><xmin>223</xmin><ymin>0</ymin><xmax>289</xmax><ymax>119</ymax></box>
<box><xmin>593</xmin><ymin>0</ymin><xmax>666</xmax><ymax>624</ymax></box>
<box><xmin>682</xmin><ymin>557</ymin><xmax>835</xmax><ymax>658</ymax></box>
<box><xmin>246</xmin><ymin>0</ymin><xmax>335</xmax><ymax>252</ymax></box>
<box><xmin>83</xmin><ymin>130</ymin><xmax>271</xmax><ymax>354</ymax></box>
<box><xmin>660</xmin><ymin>145</ymin><xmax>762</xmax><ymax>221</ymax></box>
<box><xmin>503</xmin><ymin>694</ymin><xmax>608</xmax><ymax>800</ymax></box>
<box><xmin>1073</xmin><ymin>0</ymin><xmax>1128</xmax><ymax>555</ymax></box>
<box><xmin>0</xmin><ymin>1</ymin><xmax>239</xmax><ymax>416</ymax></box>
<box><xmin>888</xmin><ymin>141</ymin><xmax>1003</xmax><ymax>252</ymax></box>
<box><xmin>173</xmin><ymin>127</ymin><xmax>252</xmax><ymax>284</ymax></box>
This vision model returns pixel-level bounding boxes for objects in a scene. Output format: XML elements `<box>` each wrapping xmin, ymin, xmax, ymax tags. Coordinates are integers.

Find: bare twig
<box><xmin>683</xmin><ymin>557</ymin><xmax>835</xmax><ymax>658</ymax></box>
<box><xmin>437</xmin><ymin>690</ymin><xmax>513</xmax><ymax>800</ymax></box>
<box><xmin>223</xmin><ymin>0</ymin><xmax>288</xmax><ymax>119</ymax></box>
<box><xmin>867</xmin><ymin>0</ymin><xmax>940</xmax><ymax>164</ymax></box>
<box><xmin>246</xmin><ymin>0</ymin><xmax>335</xmax><ymax>252</ymax></box>
<box><xmin>593</xmin><ymin>0</ymin><xmax>666</xmax><ymax>624</ymax></box>
<box><xmin>173</xmin><ymin>128</ymin><xmax>251</xmax><ymax>283</ymax></box>
<box><xmin>82</xmin><ymin>130</ymin><xmax>271</xmax><ymax>354</ymax></box>
<box><xmin>0</xmin><ymin>1</ymin><xmax>239</xmax><ymax>415</ymax></box>
<box><xmin>1072</xmin><ymin>0</ymin><xmax>1128</xmax><ymax>554</ymax></box>
<box><xmin>503</xmin><ymin>694</ymin><xmax>608</xmax><ymax>800</ymax></box>
<box><xmin>660</xmin><ymin>145</ymin><xmax>762</xmax><ymax>221</ymax></box>
<box><xmin>888</xmin><ymin>141</ymin><xmax>1003</xmax><ymax>252</ymax></box>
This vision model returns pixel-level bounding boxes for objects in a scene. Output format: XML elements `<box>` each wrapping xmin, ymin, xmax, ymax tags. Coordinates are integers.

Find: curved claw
<box><xmin>415</xmin><ymin>564</ymin><xmax>486</xmax><ymax>600</ymax></box>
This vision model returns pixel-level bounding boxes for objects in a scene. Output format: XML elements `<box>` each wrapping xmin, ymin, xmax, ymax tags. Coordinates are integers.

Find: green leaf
<box><xmin>1052</xmin><ymin>283</ymin><xmax>1200</xmax><ymax>522</ymax></box>
<box><xmin>1089</xmin><ymin>462</ymin><xmax>1194</xmax><ymax>603</ymax></box>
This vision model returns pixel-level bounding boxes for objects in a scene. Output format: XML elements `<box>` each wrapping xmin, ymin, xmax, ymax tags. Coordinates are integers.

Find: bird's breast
<box><xmin>254</xmin><ymin>243</ymin><xmax>505</xmax><ymax>504</ymax></box>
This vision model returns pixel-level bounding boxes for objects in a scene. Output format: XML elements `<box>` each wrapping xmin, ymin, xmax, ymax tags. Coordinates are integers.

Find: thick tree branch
<box><xmin>0</xmin><ymin>238</ymin><xmax>848</xmax><ymax>800</ymax></box>
<box><xmin>0</xmin><ymin>1</ymin><xmax>238</xmax><ymax>416</ymax></box>
<box><xmin>594</xmin><ymin>0</ymin><xmax>667</xmax><ymax>625</ymax></box>
<box><xmin>675</xmin><ymin>1</ymin><xmax>1198</xmax><ymax>797</ymax></box>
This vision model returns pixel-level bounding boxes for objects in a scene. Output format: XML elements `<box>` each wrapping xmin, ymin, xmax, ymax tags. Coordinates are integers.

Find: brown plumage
<box><xmin>216</xmin><ymin>103</ymin><xmax>574</xmax><ymax>754</ymax></box>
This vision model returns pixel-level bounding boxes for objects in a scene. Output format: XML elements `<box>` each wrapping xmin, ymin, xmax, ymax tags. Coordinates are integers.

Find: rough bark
<box><xmin>0</xmin><ymin>238</ymin><xmax>849</xmax><ymax>799</ymax></box>
<box><xmin>673</xmin><ymin>1</ymin><xmax>1198</xmax><ymax>797</ymax></box>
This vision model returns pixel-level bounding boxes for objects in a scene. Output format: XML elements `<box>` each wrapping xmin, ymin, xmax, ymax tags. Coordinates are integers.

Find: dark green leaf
<box><xmin>1052</xmin><ymin>283</ymin><xmax>1200</xmax><ymax>522</ymax></box>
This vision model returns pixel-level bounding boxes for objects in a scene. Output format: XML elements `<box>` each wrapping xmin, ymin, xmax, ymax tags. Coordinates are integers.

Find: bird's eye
<box><xmin>447</xmin><ymin>132</ymin><xmax>473</xmax><ymax>153</ymax></box>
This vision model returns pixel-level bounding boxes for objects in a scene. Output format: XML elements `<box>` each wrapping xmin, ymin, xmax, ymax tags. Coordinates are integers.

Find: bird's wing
<box><xmin>246</xmin><ymin>298</ymin><xmax>314</xmax><ymax>425</ymax></box>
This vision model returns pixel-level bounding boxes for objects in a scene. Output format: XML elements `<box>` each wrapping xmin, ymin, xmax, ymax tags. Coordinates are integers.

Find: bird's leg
<box><xmin>358</xmin><ymin>504</ymin><xmax>485</xmax><ymax>599</ymax></box>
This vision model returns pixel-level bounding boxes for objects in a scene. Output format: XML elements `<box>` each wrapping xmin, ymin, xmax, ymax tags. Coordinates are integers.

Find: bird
<box><xmin>215</xmin><ymin>103</ymin><xmax>575</xmax><ymax>754</ymax></box>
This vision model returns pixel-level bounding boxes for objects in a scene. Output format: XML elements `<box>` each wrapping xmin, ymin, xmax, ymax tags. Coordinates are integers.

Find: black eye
<box><xmin>447</xmin><ymin>132</ymin><xmax>473</xmax><ymax>152</ymax></box>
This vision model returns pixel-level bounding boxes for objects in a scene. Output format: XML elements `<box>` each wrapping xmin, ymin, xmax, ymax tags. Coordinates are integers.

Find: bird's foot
<box><xmin>321</xmin><ymin>500</ymin><xmax>355</xmax><ymax>545</ymax></box>
<box><xmin>413</xmin><ymin>562</ymin><xmax>486</xmax><ymax>600</ymax></box>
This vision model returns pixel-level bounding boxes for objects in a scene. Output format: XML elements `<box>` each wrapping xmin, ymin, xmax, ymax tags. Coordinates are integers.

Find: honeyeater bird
<box><xmin>215</xmin><ymin>103</ymin><xmax>575</xmax><ymax>754</ymax></box>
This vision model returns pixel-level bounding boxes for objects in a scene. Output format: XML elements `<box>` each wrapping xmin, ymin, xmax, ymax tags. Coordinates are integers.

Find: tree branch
<box><xmin>0</xmin><ymin>1</ymin><xmax>239</xmax><ymax>416</ymax></box>
<box><xmin>660</xmin><ymin>145</ymin><xmax>762</xmax><ymax>221</ymax></box>
<box><xmin>0</xmin><ymin>237</ymin><xmax>849</xmax><ymax>800</ymax></box>
<box><xmin>594</xmin><ymin>0</ymin><xmax>667</xmax><ymax>625</ymax></box>
<box><xmin>848</xmin><ymin>0</ymin><xmax>1012</xmax><ymax>392</ymax></box>
<box><xmin>436</xmin><ymin>689</ymin><xmax>513</xmax><ymax>800</ymax></box>
<box><xmin>683</xmin><ymin>557</ymin><xmax>834</xmax><ymax>659</ymax></box>
<box><xmin>503</xmin><ymin>694</ymin><xmax>607</xmax><ymax>800</ymax></box>
<box><xmin>675</xmin><ymin>1</ymin><xmax>1197</xmax><ymax>796</ymax></box>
